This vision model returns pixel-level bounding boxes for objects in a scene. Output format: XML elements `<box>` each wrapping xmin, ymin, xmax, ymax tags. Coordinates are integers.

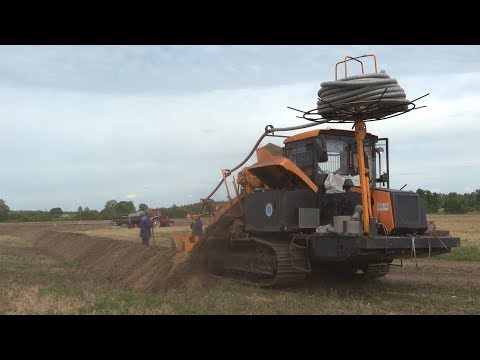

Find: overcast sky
<box><xmin>1</xmin><ymin>45</ymin><xmax>479</xmax><ymax>211</ymax></box>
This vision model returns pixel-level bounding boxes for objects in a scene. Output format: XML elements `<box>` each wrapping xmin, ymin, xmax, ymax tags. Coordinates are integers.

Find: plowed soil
<box><xmin>1</xmin><ymin>221</ymin><xmax>480</xmax><ymax>292</ymax></box>
<box><xmin>0</xmin><ymin>223</ymin><xmax>212</xmax><ymax>292</ymax></box>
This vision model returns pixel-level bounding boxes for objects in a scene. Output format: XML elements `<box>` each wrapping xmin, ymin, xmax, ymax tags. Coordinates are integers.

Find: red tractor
<box><xmin>149</xmin><ymin>208</ymin><xmax>175</xmax><ymax>228</ymax></box>
<box><xmin>112</xmin><ymin>208</ymin><xmax>174</xmax><ymax>228</ymax></box>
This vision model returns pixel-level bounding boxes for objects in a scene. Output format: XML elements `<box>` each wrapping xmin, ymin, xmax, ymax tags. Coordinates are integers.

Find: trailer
<box><xmin>112</xmin><ymin>209</ymin><xmax>174</xmax><ymax>228</ymax></box>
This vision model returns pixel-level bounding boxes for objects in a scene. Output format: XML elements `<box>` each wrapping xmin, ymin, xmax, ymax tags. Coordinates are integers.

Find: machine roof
<box><xmin>283</xmin><ymin>128</ymin><xmax>377</xmax><ymax>144</ymax></box>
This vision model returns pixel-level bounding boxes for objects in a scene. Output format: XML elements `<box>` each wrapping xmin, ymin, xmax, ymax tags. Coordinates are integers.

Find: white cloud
<box><xmin>1</xmin><ymin>46</ymin><xmax>480</xmax><ymax>210</ymax></box>
<box><xmin>248</xmin><ymin>64</ymin><xmax>262</xmax><ymax>72</ymax></box>
<box><xmin>225</xmin><ymin>65</ymin><xmax>237</xmax><ymax>72</ymax></box>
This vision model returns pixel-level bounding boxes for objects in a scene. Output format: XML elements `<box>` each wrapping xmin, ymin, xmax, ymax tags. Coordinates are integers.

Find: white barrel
<box><xmin>333</xmin><ymin>216</ymin><xmax>352</xmax><ymax>233</ymax></box>
<box><xmin>346</xmin><ymin>220</ymin><xmax>362</xmax><ymax>235</ymax></box>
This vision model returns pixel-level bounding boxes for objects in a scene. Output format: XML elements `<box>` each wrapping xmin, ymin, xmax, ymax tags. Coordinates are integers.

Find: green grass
<box><xmin>435</xmin><ymin>247</ymin><xmax>480</xmax><ymax>262</ymax></box>
<box><xmin>38</xmin><ymin>286</ymin><xmax>74</xmax><ymax>298</ymax></box>
<box><xmin>151</xmin><ymin>232</ymin><xmax>175</xmax><ymax>246</ymax></box>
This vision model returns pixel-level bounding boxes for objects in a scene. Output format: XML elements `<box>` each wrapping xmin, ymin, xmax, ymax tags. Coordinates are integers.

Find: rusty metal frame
<box><xmin>335</xmin><ymin>54</ymin><xmax>378</xmax><ymax>80</ymax></box>
<box><xmin>232</xmin><ymin>176</ymin><xmax>244</xmax><ymax>213</ymax></box>
<box><xmin>221</xmin><ymin>169</ymin><xmax>232</xmax><ymax>205</ymax></box>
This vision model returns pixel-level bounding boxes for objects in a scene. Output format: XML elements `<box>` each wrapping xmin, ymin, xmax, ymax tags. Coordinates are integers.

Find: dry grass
<box><xmin>1</xmin><ymin>214</ymin><xmax>480</xmax><ymax>314</ymax></box>
<box><xmin>427</xmin><ymin>213</ymin><xmax>480</xmax><ymax>247</ymax></box>
<box><xmin>4</xmin><ymin>284</ymin><xmax>88</xmax><ymax>315</ymax></box>
<box><xmin>0</xmin><ymin>235</ymin><xmax>31</xmax><ymax>247</ymax></box>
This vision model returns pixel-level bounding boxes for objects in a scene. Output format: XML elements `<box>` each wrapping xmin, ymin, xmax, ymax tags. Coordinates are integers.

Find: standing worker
<box><xmin>140</xmin><ymin>210</ymin><xmax>153</xmax><ymax>246</ymax></box>
<box><xmin>190</xmin><ymin>215</ymin><xmax>203</xmax><ymax>240</ymax></box>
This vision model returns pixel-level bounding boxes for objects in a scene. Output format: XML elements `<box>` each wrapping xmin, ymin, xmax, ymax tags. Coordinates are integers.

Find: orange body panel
<box><xmin>283</xmin><ymin>129</ymin><xmax>320</xmax><ymax>144</ymax></box>
<box><xmin>354</xmin><ymin>120</ymin><xmax>371</xmax><ymax>234</ymax></box>
<box><xmin>349</xmin><ymin>187</ymin><xmax>395</xmax><ymax>233</ymax></box>
<box><xmin>248</xmin><ymin>157</ymin><xmax>318</xmax><ymax>193</ymax></box>
<box><xmin>185</xmin><ymin>235</ymin><xmax>200</xmax><ymax>252</ymax></box>
<box><xmin>370</xmin><ymin>189</ymin><xmax>395</xmax><ymax>232</ymax></box>
<box><xmin>171</xmin><ymin>233</ymin><xmax>201</xmax><ymax>253</ymax></box>
<box><xmin>172</xmin><ymin>233</ymin><xmax>186</xmax><ymax>251</ymax></box>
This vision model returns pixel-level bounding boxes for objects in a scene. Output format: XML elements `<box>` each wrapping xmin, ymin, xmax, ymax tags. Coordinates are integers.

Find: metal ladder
<box><xmin>289</xmin><ymin>235</ymin><xmax>311</xmax><ymax>273</ymax></box>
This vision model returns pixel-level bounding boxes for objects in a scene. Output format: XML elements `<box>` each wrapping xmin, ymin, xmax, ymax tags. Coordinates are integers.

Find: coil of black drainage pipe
<box><xmin>316</xmin><ymin>72</ymin><xmax>409</xmax><ymax>120</ymax></box>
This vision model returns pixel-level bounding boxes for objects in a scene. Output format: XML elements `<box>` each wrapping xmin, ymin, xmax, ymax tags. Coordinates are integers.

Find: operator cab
<box><xmin>283</xmin><ymin>128</ymin><xmax>389</xmax><ymax>192</ymax></box>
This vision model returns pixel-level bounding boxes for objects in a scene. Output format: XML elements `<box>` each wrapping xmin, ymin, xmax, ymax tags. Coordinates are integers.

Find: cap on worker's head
<box><xmin>147</xmin><ymin>209</ymin><xmax>156</xmax><ymax>217</ymax></box>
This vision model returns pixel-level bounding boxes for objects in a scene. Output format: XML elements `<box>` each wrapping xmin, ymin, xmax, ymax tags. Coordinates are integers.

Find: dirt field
<box><xmin>428</xmin><ymin>213</ymin><xmax>480</xmax><ymax>247</ymax></box>
<box><xmin>0</xmin><ymin>221</ymin><xmax>210</xmax><ymax>291</ymax></box>
<box><xmin>0</xmin><ymin>215</ymin><xmax>479</xmax><ymax>314</ymax></box>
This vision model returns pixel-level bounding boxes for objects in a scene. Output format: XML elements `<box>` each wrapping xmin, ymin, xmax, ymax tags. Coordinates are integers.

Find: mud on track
<box><xmin>0</xmin><ymin>223</ymin><xmax>213</xmax><ymax>292</ymax></box>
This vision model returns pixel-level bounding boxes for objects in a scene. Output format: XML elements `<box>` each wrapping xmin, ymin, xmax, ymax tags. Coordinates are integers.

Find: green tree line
<box><xmin>2</xmin><ymin>188</ymin><xmax>476</xmax><ymax>223</ymax></box>
<box><xmin>0</xmin><ymin>198</ymin><xmax>226</xmax><ymax>223</ymax></box>
<box><xmin>416</xmin><ymin>188</ymin><xmax>480</xmax><ymax>214</ymax></box>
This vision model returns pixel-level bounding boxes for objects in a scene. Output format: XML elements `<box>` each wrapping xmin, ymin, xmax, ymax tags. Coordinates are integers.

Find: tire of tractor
<box><xmin>153</xmin><ymin>219</ymin><xmax>161</xmax><ymax>228</ymax></box>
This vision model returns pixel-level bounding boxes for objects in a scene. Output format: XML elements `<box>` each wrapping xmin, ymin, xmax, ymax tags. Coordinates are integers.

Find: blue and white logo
<box><xmin>265</xmin><ymin>203</ymin><xmax>273</xmax><ymax>217</ymax></box>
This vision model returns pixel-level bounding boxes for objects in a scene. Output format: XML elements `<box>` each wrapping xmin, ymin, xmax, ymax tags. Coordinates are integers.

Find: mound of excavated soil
<box><xmin>29</xmin><ymin>229</ymin><xmax>213</xmax><ymax>292</ymax></box>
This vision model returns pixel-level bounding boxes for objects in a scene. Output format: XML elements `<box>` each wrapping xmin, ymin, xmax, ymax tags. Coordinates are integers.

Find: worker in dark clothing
<box><xmin>190</xmin><ymin>215</ymin><xmax>203</xmax><ymax>239</ymax></box>
<box><xmin>139</xmin><ymin>211</ymin><xmax>153</xmax><ymax>246</ymax></box>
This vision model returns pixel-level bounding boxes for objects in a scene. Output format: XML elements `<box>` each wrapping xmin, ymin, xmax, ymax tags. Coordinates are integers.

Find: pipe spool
<box><xmin>316</xmin><ymin>72</ymin><xmax>410</xmax><ymax>121</ymax></box>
